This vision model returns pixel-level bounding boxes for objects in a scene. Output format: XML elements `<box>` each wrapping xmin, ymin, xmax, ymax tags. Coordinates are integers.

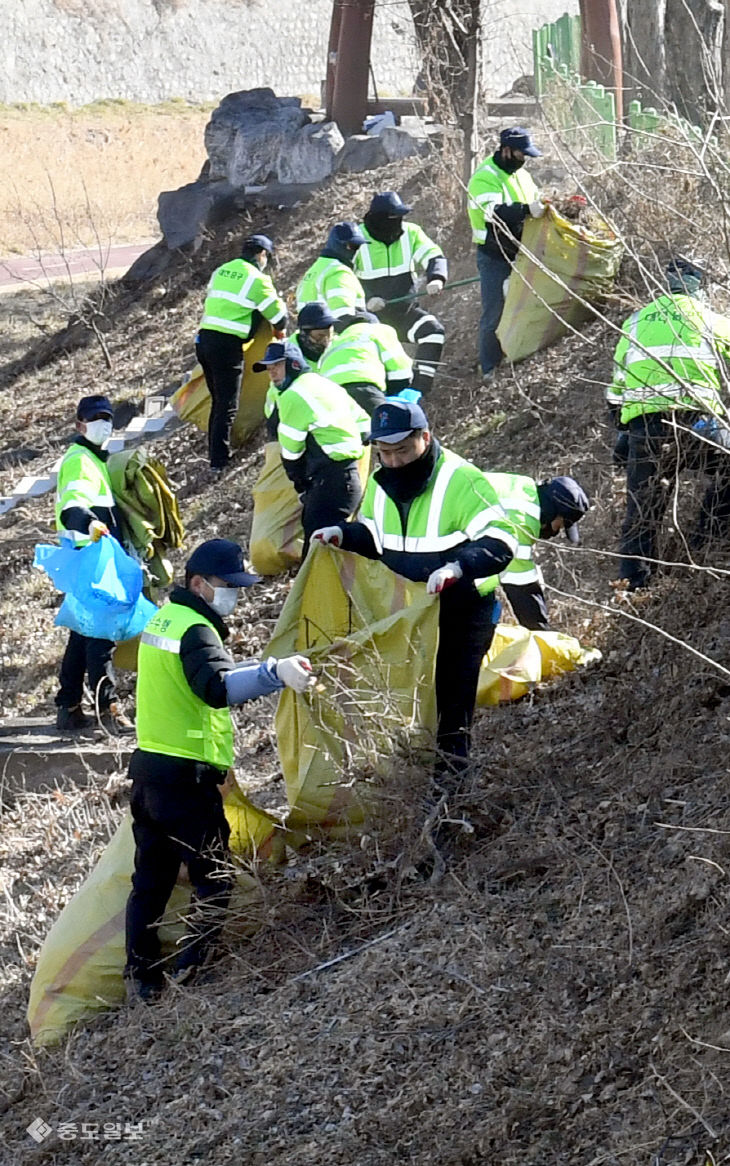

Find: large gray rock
<box><xmin>336</xmin><ymin>134</ymin><xmax>389</xmax><ymax>174</ymax></box>
<box><xmin>205</xmin><ymin>88</ymin><xmax>310</xmax><ymax>186</ymax></box>
<box><xmin>157</xmin><ymin>178</ymin><xmax>240</xmax><ymax>250</ymax></box>
<box><xmin>277</xmin><ymin>121</ymin><xmax>345</xmax><ymax>184</ymax></box>
<box><xmin>379</xmin><ymin>125</ymin><xmax>431</xmax><ymax>162</ymax></box>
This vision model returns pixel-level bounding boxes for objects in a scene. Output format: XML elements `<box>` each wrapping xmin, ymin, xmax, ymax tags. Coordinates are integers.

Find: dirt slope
<box><xmin>1</xmin><ymin>152</ymin><xmax>729</xmax><ymax>1166</ymax></box>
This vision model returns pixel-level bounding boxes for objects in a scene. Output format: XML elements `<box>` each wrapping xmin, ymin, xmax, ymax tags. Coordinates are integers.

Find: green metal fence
<box><xmin>533</xmin><ymin>12</ymin><xmax>706</xmax><ymax>163</ymax></box>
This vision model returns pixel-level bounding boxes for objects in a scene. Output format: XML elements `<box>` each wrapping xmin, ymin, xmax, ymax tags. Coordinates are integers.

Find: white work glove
<box><xmin>275</xmin><ymin>655</ymin><xmax>315</xmax><ymax>694</ymax></box>
<box><xmin>311</xmin><ymin>525</ymin><xmax>343</xmax><ymax>547</ymax></box>
<box><xmin>528</xmin><ymin>199</ymin><xmax>546</xmax><ymax>219</ymax></box>
<box><xmin>426</xmin><ymin>279</ymin><xmax>444</xmax><ymax>296</ymax></box>
<box><xmin>366</xmin><ymin>296</ymin><xmax>386</xmax><ymax>313</ymax></box>
<box><xmin>88</xmin><ymin>519</ymin><xmax>110</xmax><ymax>542</ymax></box>
<box><xmin>426</xmin><ymin>562</ymin><xmax>463</xmax><ymax>594</ymax></box>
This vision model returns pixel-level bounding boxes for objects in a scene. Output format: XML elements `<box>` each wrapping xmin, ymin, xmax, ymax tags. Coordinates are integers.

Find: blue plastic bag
<box><xmin>34</xmin><ymin>538</ymin><xmax>157</xmax><ymax>642</ymax></box>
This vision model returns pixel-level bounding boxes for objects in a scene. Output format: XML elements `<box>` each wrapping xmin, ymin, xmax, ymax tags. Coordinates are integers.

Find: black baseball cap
<box><xmin>297</xmin><ymin>302</ymin><xmax>338</xmax><ymax>330</ymax></box>
<box><xmin>77</xmin><ymin>395</ymin><xmax>113</xmax><ymax>421</ymax></box>
<box><xmin>368</xmin><ymin>191</ymin><xmax>413</xmax><ymax>217</ymax></box>
<box><xmin>186</xmin><ymin>539</ymin><xmax>260</xmax><ymax>586</ymax></box>
<box><xmin>365</xmin><ymin>399</ymin><xmax>429</xmax><ymax>444</ymax></box>
<box><xmin>500</xmin><ymin>127</ymin><xmax>541</xmax><ymax>157</ymax></box>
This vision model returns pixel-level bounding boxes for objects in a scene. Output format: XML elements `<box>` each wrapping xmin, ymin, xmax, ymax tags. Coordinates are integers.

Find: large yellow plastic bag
<box><xmin>171</xmin><ymin>319</ymin><xmax>273</xmax><ymax>445</ymax></box>
<box><xmin>250</xmin><ymin>443</ymin><xmax>304</xmax><ymax>574</ymax></box>
<box><xmin>28</xmin><ymin>784</ymin><xmax>280</xmax><ymax>1047</ymax></box>
<box><xmin>497</xmin><ymin>205</ymin><xmax>622</xmax><ymax>362</ymax></box>
<box><xmin>267</xmin><ymin>545</ymin><xmax>439</xmax><ymax>844</ymax></box>
<box><xmin>477</xmin><ymin>624</ymin><xmax>601</xmax><ymax>706</ymax></box>
<box><xmin>250</xmin><ymin>445</ymin><xmax>372</xmax><ymax>576</ymax></box>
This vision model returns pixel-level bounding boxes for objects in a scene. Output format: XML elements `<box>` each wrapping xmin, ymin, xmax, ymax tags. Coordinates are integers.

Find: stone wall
<box><xmin>3</xmin><ymin>0</ymin><xmax>577</xmax><ymax>107</ymax></box>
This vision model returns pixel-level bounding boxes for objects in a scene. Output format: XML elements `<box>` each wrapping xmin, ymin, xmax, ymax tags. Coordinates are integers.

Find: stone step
<box><xmin>0</xmin><ymin>717</ymin><xmax>133</xmax><ymax>795</ymax></box>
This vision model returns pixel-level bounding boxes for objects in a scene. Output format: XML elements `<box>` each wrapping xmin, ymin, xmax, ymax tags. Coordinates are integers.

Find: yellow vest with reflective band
<box><xmin>317</xmin><ymin>321</ymin><xmax>412</xmax><ymax>391</ymax></box>
<box><xmin>55</xmin><ymin>441</ymin><xmax>115</xmax><ymax>547</ymax></box>
<box><xmin>482</xmin><ymin>472</ymin><xmax>542</xmax><ymax>587</ymax></box>
<box><xmin>466</xmin><ymin>155</ymin><xmax>538</xmax><ymax>245</ymax></box>
<box><xmin>359</xmin><ymin>448</ymin><xmax>519</xmax><ymax>596</ymax></box>
<box><xmin>136</xmin><ymin>601</ymin><xmax>233</xmax><ymax>769</ymax></box>
<box><xmin>353</xmin><ymin>222</ymin><xmax>442</xmax><ymax>286</ymax></box>
<box><xmin>295</xmin><ymin>257</ymin><xmax>366</xmax><ymax>318</ymax></box>
<box><xmin>616</xmin><ymin>294</ymin><xmax>730</xmax><ymax>424</ymax></box>
<box><xmin>277</xmin><ymin>372</ymin><xmax>368</xmax><ymax>464</ymax></box>
<box><xmin>199</xmin><ymin>258</ymin><xmax>285</xmax><ymax>339</ymax></box>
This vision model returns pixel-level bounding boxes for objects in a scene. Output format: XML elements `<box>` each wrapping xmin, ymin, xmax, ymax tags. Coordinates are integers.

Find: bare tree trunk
<box><xmin>622</xmin><ymin>0</ymin><xmax>728</xmax><ymax>124</ymax></box>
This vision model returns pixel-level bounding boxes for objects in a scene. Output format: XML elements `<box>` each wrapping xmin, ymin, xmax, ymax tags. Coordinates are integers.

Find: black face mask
<box><xmin>376</xmin><ymin>438</ymin><xmax>438</xmax><ymax>503</ymax></box>
<box><xmin>299</xmin><ymin>332</ymin><xmax>327</xmax><ymax>360</ymax></box>
<box><xmin>364</xmin><ymin>212</ymin><xmax>404</xmax><ymax>245</ymax></box>
<box><xmin>496</xmin><ymin>149</ymin><xmax>525</xmax><ymax>174</ymax></box>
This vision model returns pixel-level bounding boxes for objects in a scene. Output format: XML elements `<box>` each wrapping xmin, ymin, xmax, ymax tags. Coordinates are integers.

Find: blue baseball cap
<box><xmin>186</xmin><ymin>539</ymin><xmax>260</xmax><ymax>586</ymax></box>
<box><xmin>500</xmin><ymin>126</ymin><xmax>541</xmax><ymax>157</ymax></box>
<box><xmin>77</xmin><ymin>395</ymin><xmax>113</xmax><ymax>421</ymax></box>
<box><xmin>368</xmin><ymin>191</ymin><xmax>413</xmax><ymax>216</ymax></box>
<box><xmin>252</xmin><ymin>340</ymin><xmax>306</xmax><ymax>372</ymax></box>
<box><xmin>297</xmin><ymin>302</ymin><xmax>338</xmax><ymax>330</ymax></box>
<box><xmin>366</xmin><ymin>399</ymin><xmax>429</xmax><ymax>444</ymax></box>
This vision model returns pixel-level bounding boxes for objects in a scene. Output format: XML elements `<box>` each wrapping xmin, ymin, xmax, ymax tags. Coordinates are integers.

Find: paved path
<box><xmin>0</xmin><ymin>240</ymin><xmax>156</xmax><ymax>293</ymax></box>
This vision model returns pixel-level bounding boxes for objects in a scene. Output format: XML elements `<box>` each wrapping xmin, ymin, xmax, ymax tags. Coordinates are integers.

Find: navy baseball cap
<box><xmin>327</xmin><ymin>222</ymin><xmax>367</xmax><ymax>248</ymax></box>
<box><xmin>500</xmin><ymin>127</ymin><xmax>541</xmax><ymax>157</ymax></box>
<box><xmin>368</xmin><ymin>191</ymin><xmax>413</xmax><ymax>216</ymax></box>
<box><xmin>543</xmin><ymin>476</ymin><xmax>590</xmax><ymax>544</ymax></box>
<box><xmin>186</xmin><ymin>539</ymin><xmax>260</xmax><ymax>586</ymax></box>
<box><xmin>252</xmin><ymin>340</ymin><xmax>306</xmax><ymax>372</ymax></box>
<box><xmin>366</xmin><ymin>399</ymin><xmax>429</xmax><ymax>444</ymax></box>
<box><xmin>77</xmin><ymin>395</ymin><xmax>113</xmax><ymax>421</ymax></box>
<box><xmin>244</xmin><ymin>233</ymin><xmax>275</xmax><ymax>255</ymax></box>
<box><xmin>297</xmin><ymin>302</ymin><xmax>338</xmax><ymax>330</ymax></box>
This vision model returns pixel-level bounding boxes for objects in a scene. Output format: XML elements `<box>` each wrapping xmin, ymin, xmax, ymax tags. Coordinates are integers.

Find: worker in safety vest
<box><xmin>125</xmin><ymin>538</ymin><xmax>313</xmax><ymax>1002</ymax></box>
<box><xmin>467</xmin><ymin>127</ymin><xmax>544</xmax><ymax>380</ymax></box>
<box><xmin>253</xmin><ymin>341</ymin><xmax>369</xmax><ymax>554</ymax></box>
<box><xmin>54</xmin><ymin>394</ymin><xmax>133</xmax><ymax>735</ymax></box>
<box><xmin>290</xmin><ymin>302</ymin><xmax>337</xmax><ymax>367</ymax></box>
<box><xmin>312</xmin><ymin>400</ymin><xmax>588</xmax><ymax>770</ymax></box>
<box><xmin>317</xmin><ymin>308</ymin><xmax>413</xmax><ymax>414</ymax></box>
<box><xmin>483</xmin><ymin>471</ymin><xmax>589</xmax><ymax>631</ymax></box>
<box><xmin>354</xmin><ymin>191</ymin><xmax>447</xmax><ymax>395</ymax></box>
<box><xmin>615</xmin><ymin>258</ymin><xmax>730</xmax><ymax>590</ymax></box>
<box><xmin>196</xmin><ymin>234</ymin><xmax>287</xmax><ymax>473</ymax></box>
<box><xmin>295</xmin><ymin>223</ymin><xmax>367</xmax><ymax>319</ymax></box>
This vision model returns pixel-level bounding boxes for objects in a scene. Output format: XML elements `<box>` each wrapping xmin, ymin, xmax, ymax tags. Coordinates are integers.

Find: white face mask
<box><xmin>84</xmin><ymin>419</ymin><xmax>113</xmax><ymax>447</ymax></box>
<box><xmin>206</xmin><ymin>585</ymin><xmax>238</xmax><ymax>617</ymax></box>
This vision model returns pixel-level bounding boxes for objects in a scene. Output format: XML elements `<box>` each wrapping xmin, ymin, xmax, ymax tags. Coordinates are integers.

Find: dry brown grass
<box><xmin>0</xmin><ymin>101</ymin><xmax>211</xmax><ymax>255</ymax></box>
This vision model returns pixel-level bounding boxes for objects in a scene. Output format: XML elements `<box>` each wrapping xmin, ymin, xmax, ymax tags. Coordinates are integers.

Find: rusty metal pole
<box><xmin>325</xmin><ymin>0</ymin><xmax>345</xmax><ymax>120</ymax></box>
<box><xmin>579</xmin><ymin>0</ymin><xmax>624</xmax><ymax>121</ymax></box>
<box><xmin>331</xmin><ymin>0</ymin><xmax>376</xmax><ymax>137</ymax></box>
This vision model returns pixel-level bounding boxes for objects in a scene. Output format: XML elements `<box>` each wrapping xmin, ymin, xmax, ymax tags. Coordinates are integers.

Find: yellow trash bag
<box><xmin>267</xmin><ymin>545</ymin><xmax>439</xmax><ymax>844</ymax></box>
<box><xmin>108</xmin><ymin>447</ymin><xmax>184</xmax><ymax>588</ymax></box>
<box><xmin>250</xmin><ymin>444</ymin><xmax>372</xmax><ymax>576</ymax></box>
<box><xmin>28</xmin><ymin>784</ymin><xmax>281</xmax><ymax>1047</ymax></box>
<box><xmin>496</xmin><ymin>205</ymin><xmax>622</xmax><ymax>363</ymax></box>
<box><xmin>171</xmin><ymin>318</ymin><xmax>273</xmax><ymax>445</ymax></box>
<box><xmin>250</xmin><ymin>443</ymin><xmax>304</xmax><ymax>574</ymax></box>
<box><xmin>477</xmin><ymin>623</ymin><xmax>601</xmax><ymax>706</ymax></box>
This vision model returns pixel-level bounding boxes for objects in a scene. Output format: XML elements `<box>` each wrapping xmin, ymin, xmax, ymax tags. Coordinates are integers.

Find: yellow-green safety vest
<box><xmin>483</xmin><ymin>472</ymin><xmax>542</xmax><ymax>586</ymax></box>
<box><xmin>55</xmin><ymin>442</ymin><xmax>115</xmax><ymax>547</ymax></box>
<box><xmin>359</xmin><ymin>448</ymin><xmax>519</xmax><ymax>596</ymax></box>
<box><xmin>199</xmin><ymin>258</ymin><xmax>285</xmax><ymax>339</ymax></box>
<box><xmin>277</xmin><ymin>372</ymin><xmax>368</xmax><ymax>463</ymax></box>
<box><xmin>295</xmin><ymin>257</ymin><xmax>366</xmax><ymax>319</ymax></box>
<box><xmin>317</xmin><ymin>321</ymin><xmax>412</xmax><ymax>392</ymax></box>
<box><xmin>466</xmin><ymin>155</ymin><xmax>538</xmax><ymax>245</ymax></box>
<box><xmin>136</xmin><ymin>601</ymin><xmax>233</xmax><ymax>769</ymax></box>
